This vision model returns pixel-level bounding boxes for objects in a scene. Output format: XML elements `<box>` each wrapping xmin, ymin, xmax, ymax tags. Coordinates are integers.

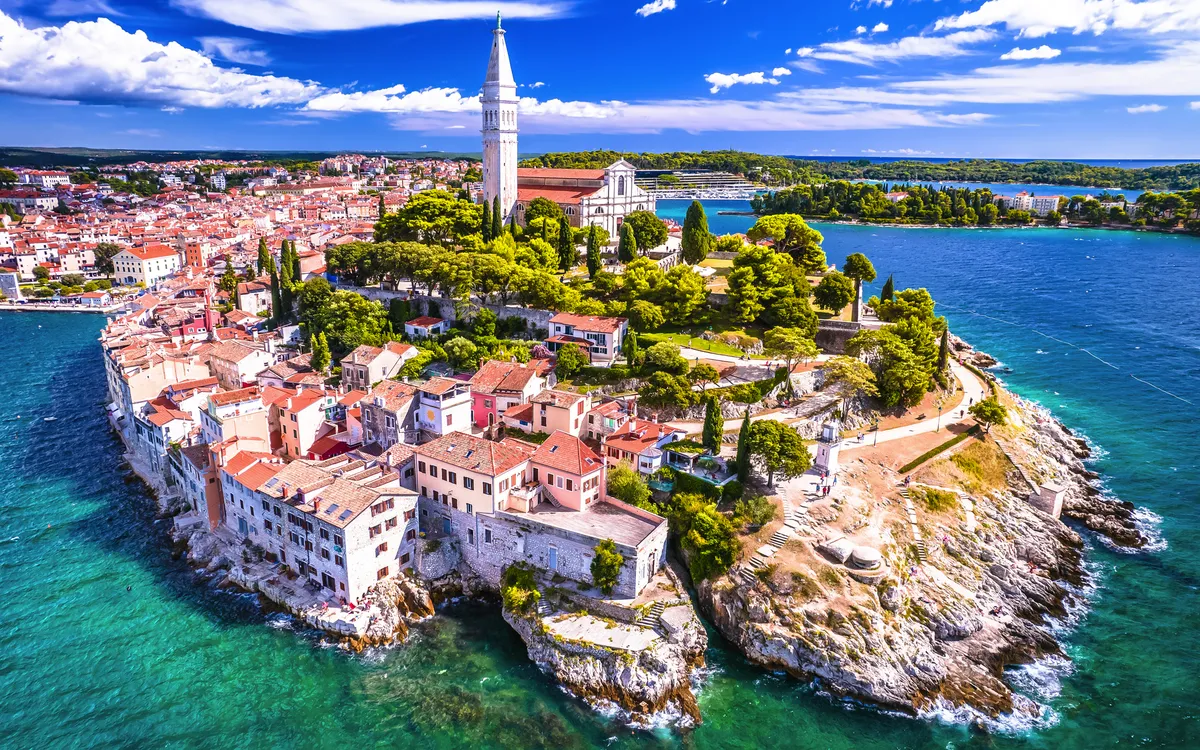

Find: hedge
<box><xmin>898</xmin><ymin>425</ymin><xmax>981</xmax><ymax>474</ymax></box>
<box><xmin>961</xmin><ymin>361</ymin><xmax>996</xmax><ymax>395</ymax></box>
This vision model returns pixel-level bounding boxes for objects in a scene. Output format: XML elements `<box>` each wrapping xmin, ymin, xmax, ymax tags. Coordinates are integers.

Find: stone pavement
<box><xmin>544</xmin><ymin>612</ymin><xmax>659</xmax><ymax>652</ymax></box>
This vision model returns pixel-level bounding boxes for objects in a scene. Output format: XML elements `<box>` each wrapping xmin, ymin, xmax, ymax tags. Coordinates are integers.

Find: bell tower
<box><xmin>482</xmin><ymin>13</ymin><xmax>518</xmax><ymax>223</ymax></box>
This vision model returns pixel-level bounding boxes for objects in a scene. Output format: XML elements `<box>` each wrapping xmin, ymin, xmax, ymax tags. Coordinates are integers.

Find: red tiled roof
<box><xmin>549</xmin><ymin>312</ymin><xmax>626</xmax><ymax>334</ymax></box>
<box><xmin>406</xmin><ymin>316</ymin><xmax>443</xmax><ymax>328</ymax></box>
<box><xmin>532</xmin><ymin>431</ymin><xmax>603</xmax><ymax>476</ymax></box>
<box><xmin>516</xmin><ymin>185</ymin><xmax>597</xmax><ymax>205</ymax></box>
<box><xmin>413</xmin><ymin>432</ymin><xmax>534</xmax><ymax>477</ymax></box>
<box><xmin>517</xmin><ymin>168</ymin><xmax>606</xmax><ymax>180</ymax></box>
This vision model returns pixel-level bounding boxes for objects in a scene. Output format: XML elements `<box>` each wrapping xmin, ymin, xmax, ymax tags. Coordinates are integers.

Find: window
<box><xmin>385</xmin><ymin>517</ymin><xmax>398</xmax><ymax>529</ymax></box>
<box><xmin>319</xmin><ymin>528</ymin><xmax>329</xmax><ymax>541</ymax></box>
<box><xmin>588</xmin><ymin>415</ymin><xmax>594</xmax><ymax>424</ymax></box>
<box><xmin>304</xmin><ymin>540</ymin><xmax>313</xmax><ymax>552</ymax></box>
<box><xmin>483</xmin><ymin>482</ymin><xmax>492</xmax><ymax>495</ymax></box>
<box><xmin>428</xmin><ymin>463</ymin><xmax>437</xmax><ymax>476</ymax></box>
<box><xmin>468</xmin><ymin>529</ymin><xmax>474</xmax><ymax>544</ymax></box>
<box><xmin>466</xmin><ymin>503</ymin><xmax>473</xmax><ymax>514</ymax></box>
<box><xmin>320</xmin><ymin>548</ymin><xmax>330</xmax><ymax>560</ymax></box>
<box><xmin>404</xmin><ymin>509</ymin><xmax>415</xmax><ymax>521</ymax></box>
<box><xmin>376</xmin><ymin>541</ymin><xmax>388</xmax><ymax>555</ymax></box>
<box><xmin>447</xmin><ymin>413</ymin><xmax>453</xmax><ymax>426</ymax></box>
<box><xmin>334</xmin><ymin>534</ymin><xmax>343</xmax><ymax>547</ymax></box>
<box><xmin>484</xmin><ymin>528</ymin><xmax>492</xmax><ymax>544</ymax></box>
<box><xmin>463</xmin><ymin>477</ymin><xmax>474</xmax><ymax>491</ymax></box>
<box><xmin>556</xmin><ymin>476</ymin><xmax>564</xmax><ymax>488</ymax></box>
<box><xmin>499</xmin><ymin>479</ymin><xmax>508</xmax><ymax>492</ymax></box>
<box><xmin>369</xmin><ymin>524</ymin><xmax>382</xmax><ymax>538</ymax></box>
<box><xmin>418</xmin><ymin>461</ymin><xmax>426</xmax><ymax>473</ymax></box>
<box><xmin>566</xmin><ymin>478</ymin><xmax>574</xmax><ymax>491</ymax></box>
<box><xmin>448</xmin><ymin>471</ymin><xmax>457</xmax><ymax>485</ymax></box>
<box><xmin>377</xmin><ymin>567</ymin><xmax>389</xmax><ymax>580</ymax></box>
<box><xmin>335</xmin><ymin>554</ymin><xmax>344</xmax><ymax>567</ymax></box>
<box><xmin>261</xmin><ymin>500</ymin><xmax>270</xmax><ymax>511</ymax></box>
<box><xmin>405</xmin><ymin>529</ymin><xmax>416</xmax><ymax>541</ymax></box>
<box><xmin>617</xmin><ymin>176</ymin><xmax>626</xmax><ymax>195</ymax></box>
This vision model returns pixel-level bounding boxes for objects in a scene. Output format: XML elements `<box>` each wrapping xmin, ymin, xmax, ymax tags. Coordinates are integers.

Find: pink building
<box><xmin>468</xmin><ymin>358</ymin><xmax>555</xmax><ymax>428</ymax></box>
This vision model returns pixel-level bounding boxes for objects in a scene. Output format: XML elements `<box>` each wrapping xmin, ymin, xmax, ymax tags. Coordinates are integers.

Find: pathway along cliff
<box><xmin>692</xmin><ymin>341</ymin><xmax>1147</xmax><ymax>728</ymax></box>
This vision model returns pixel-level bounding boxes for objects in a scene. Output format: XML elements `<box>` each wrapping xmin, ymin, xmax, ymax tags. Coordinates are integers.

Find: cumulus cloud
<box><xmin>1000</xmin><ymin>45</ymin><xmax>1060</xmax><ymax>60</ymax></box>
<box><xmin>198</xmin><ymin>36</ymin><xmax>270</xmax><ymax>66</ymax></box>
<box><xmin>0</xmin><ymin>12</ymin><xmax>320</xmax><ymax>107</ymax></box>
<box><xmin>771</xmin><ymin>67</ymin><xmax>791</xmax><ymax>77</ymax></box>
<box><xmin>1192</xmin><ymin>101</ymin><xmax>1200</xmax><ymax>110</ymax></box>
<box><xmin>935</xmin><ymin>0</ymin><xmax>1200</xmax><ymax>38</ymax></box>
<box><xmin>635</xmin><ymin>0</ymin><xmax>675</xmax><ymax>17</ymax></box>
<box><xmin>872</xmin><ymin>22</ymin><xmax>888</xmax><ymax>33</ymax></box>
<box><xmin>1127</xmin><ymin>103</ymin><xmax>1165</xmax><ymax>113</ymax></box>
<box><xmin>175</xmin><ymin>0</ymin><xmax>565</xmax><ymax>34</ymax></box>
<box><xmin>705</xmin><ymin>71</ymin><xmax>782</xmax><ymax>94</ymax></box>
<box><xmin>528</xmin><ymin>81</ymin><xmax>545</xmax><ymax>88</ymax></box>
<box><xmin>796</xmin><ymin>29</ymin><xmax>994</xmax><ymax>65</ymax></box>
<box><xmin>855</xmin><ymin>25</ymin><xmax>866</xmax><ymax>35</ymax></box>
<box><xmin>868</xmin><ymin>0</ymin><xmax>893</xmax><ymax>6</ymax></box>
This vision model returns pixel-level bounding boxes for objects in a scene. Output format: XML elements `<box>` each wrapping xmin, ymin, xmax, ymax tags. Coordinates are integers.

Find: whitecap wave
<box><xmin>265</xmin><ymin>613</ymin><xmax>295</xmax><ymax>631</ymax></box>
<box><xmin>919</xmin><ymin>694</ymin><xmax>1060</xmax><ymax>734</ymax></box>
<box><xmin>1005</xmin><ymin>654</ymin><xmax>1074</xmax><ymax>702</ymax></box>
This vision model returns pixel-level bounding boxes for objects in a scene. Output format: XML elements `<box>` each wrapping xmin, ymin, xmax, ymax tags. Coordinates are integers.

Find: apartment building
<box><xmin>545</xmin><ymin>312</ymin><xmax>627</xmax><ymax>366</ymax></box>
<box><xmin>414</xmin><ymin>377</ymin><xmax>472</xmax><ymax>438</ymax></box>
<box><xmin>601</xmin><ymin>418</ymin><xmax>688</xmax><ymax>475</ymax></box>
<box><xmin>112</xmin><ymin>244</ymin><xmax>181</xmax><ymax>287</ymax></box>
<box><xmin>361</xmin><ymin>380</ymin><xmax>418</xmax><ymax>450</ymax></box>
<box><xmin>468</xmin><ymin>358</ymin><xmax>555</xmax><ymax>429</ymax></box>
<box><xmin>504</xmin><ymin>389</ymin><xmax>590</xmax><ymax>437</ymax></box>
<box><xmin>339</xmin><ymin>341</ymin><xmax>417</xmax><ymax>390</ymax></box>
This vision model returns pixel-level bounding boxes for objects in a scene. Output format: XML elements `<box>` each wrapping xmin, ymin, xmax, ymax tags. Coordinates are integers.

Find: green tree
<box><xmin>311</xmin><ymin>332</ymin><xmax>331</xmax><ymax>372</ymax></box>
<box><xmin>269</xmin><ymin>262</ymin><xmax>283</xmax><ymax>321</ymax></box>
<box><xmin>33</xmin><ymin>265</ymin><xmax>49</xmax><ymax>282</ymax></box>
<box><xmin>524</xmin><ymin>196</ymin><xmax>564</xmax><ymax>224</ymax></box>
<box><xmin>388</xmin><ymin>298</ymin><xmax>411</xmax><ymax>331</ymax></box>
<box><xmin>735</xmin><ymin>407</ymin><xmax>752</xmax><ymax>481</ymax></box>
<box><xmin>643</xmin><ymin>341</ymin><xmax>688</xmax><ymax>375</ymax></box>
<box><xmin>623</xmin><ymin>330</ymin><xmax>639</xmax><ymax>365</ymax></box>
<box><xmin>278</xmin><ymin>241</ymin><xmax>295</xmax><ymax>317</ymax></box>
<box><xmin>822</xmin><ymin>355</ymin><xmax>878</xmax><ymax>416</ymax></box>
<box><xmin>0</xmin><ymin>168</ymin><xmax>17</xmax><ymax>186</ymax></box>
<box><xmin>970</xmin><ymin>397</ymin><xmax>1008</xmax><ymax>433</ymax></box>
<box><xmin>687</xmin><ymin>362</ymin><xmax>720</xmax><ymax>391</ymax></box>
<box><xmin>747</xmin><ymin>420</ymin><xmax>812</xmax><ymax>488</ymax></box>
<box><xmin>491</xmin><ymin>196</ymin><xmax>502</xmax><ymax>239</ymax></box>
<box><xmin>585</xmin><ymin>225</ymin><xmax>601</xmax><ymax>278</ymax></box>
<box><xmin>733</xmin><ymin>494</ymin><xmax>778</xmax><ymax>529</ymax></box>
<box><xmin>590</xmin><ymin>539</ymin><xmax>624</xmax><ymax>595</ymax></box>
<box><xmin>472</xmin><ymin>307</ymin><xmax>497</xmax><ymax>338</ymax></box>
<box><xmin>669</xmin><ymin>493</ymin><xmax>740</xmax><ymax>581</ymax></box>
<box><xmin>378</xmin><ymin>193</ymin><xmax>386</xmax><ymax>219</ymax></box>
<box><xmin>219</xmin><ymin>262</ymin><xmax>238</xmax><ymax>295</ymax></box>
<box><xmin>554</xmin><ymin>343</ymin><xmax>589</xmax><ymax>378</ymax></box>
<box><xmin>846</xmin><ymin>328</ymin><xmax>930</xmax><ymax>408</ymax></box>
<box><xmin>93</xmin><ymin>242</ymin><xmax>122</xmax><ymax>276</ymax></box>
<box><xmin>714</xmin><ymin>234</ymin><xmax>745</xmax><ymax>254</ymax></box>
<box><xmin>936</xmin><ymin>328</ymin><xmax>950</xmax><ymax>374</ymax></box>
<box><xmin>256</xmin><ymin>237</ymin><xmax>270</xmax><ymax>274</ymax></box>
<box><xmin>746</xmin><ymin>214</ymin><xmax>826</xmax><ymax>272</ymax></box>
<box><xmin>638</xmin><ymin>371</ymin><xmax>696</xmax><ymax>410</ymax></box>
<box><xmin>557</xmin><ymin>215</ymin><xmax>575</xmax><ymax>272</ymax></box>
<box><xmin>880</xmin><ymin>274</ymin><xmax>894</xmax><ymax>303</ymax></box>
<box><xmin>374</xmin><ymin>190</ymin><xmax>482</xmax><ymax>246</ymax></box>
<box><xmin>658</xmin><ymin>266</ymin><xmax>708</xmax><ymax>324</ymax></box>
<box><xmin>763</xmin><ymin>327</ymin><xmax>818</xmax><ymax>392</ymax></box>
<box><xmin>681</xmin><ymin>200</ymin><xmax>712</xmax><ymax>264</ymax></box>
<box><xmin>481</xmin><ymin>197</ymin><xmax>491</xmax><ymax>242</ymax></box>
<box><xmin>626</xmin><ymin>300</ymin><xmax>665</xmax><ymax>333</ymax></box>
<box><xmin>813</xmin><ymin>272</ymin><xmax>855</xmax><ymax>314</ymax></box>
<box><xmin>617</xmin><ymin>221</ymin><xmax>637</xmax><ymax>263</ymax></box>
<box><xmin>701</xmin><ymin>393</ymin><xmax>724</xmax><ymax>452</ymax></box>
<box><xmin>624</xmin><ymin>211</ymin><xmax>668</xmax><ymax>254</ymax></box>
<box><xmin>842</xmin><ymin>253</ymin><xmax>876</xmax><ymax>322</ymax></box>
<box><xmin>444</xmin><ymin>336</ymin><xmax>480</xmax><ymax>369</ymax></box>
<box><xmin>607</xmin><ymin>462</ymin><xmax>653</xmax><ymax>510</ymax></box>
<box><xmin>725</xmin><ymin>266</ymin><xmax>763</xmax><ymax>323</ymax></box>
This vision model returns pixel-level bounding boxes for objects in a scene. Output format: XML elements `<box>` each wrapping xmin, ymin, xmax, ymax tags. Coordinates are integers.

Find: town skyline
<box><xmin>0</xmin><ymin>1</ymin><xmax>1196</xmax><ymax>158</ymax></box>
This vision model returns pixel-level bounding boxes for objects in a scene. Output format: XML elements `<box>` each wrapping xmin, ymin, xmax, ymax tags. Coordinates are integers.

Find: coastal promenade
<box><xmin>0</xmin><ymin>301</ymin><xmax>125</xmax><ymax>314</ymax></box>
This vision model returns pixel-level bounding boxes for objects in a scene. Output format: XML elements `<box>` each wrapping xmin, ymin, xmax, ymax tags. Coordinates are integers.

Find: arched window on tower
<box><xmin>565</xmin><ymin>206</ymin><xmax>574</xmax><ymax>215</ymax></box>
<box><xmin>617</xmin><ymin>176</ymin><xmax>626</xmax><ymax>196</ymax></box>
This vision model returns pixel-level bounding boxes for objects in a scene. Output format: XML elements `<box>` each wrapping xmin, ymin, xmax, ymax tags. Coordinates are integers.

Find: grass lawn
<box><xmin>640</xmin><ymin>331</ymin><xmax>745</xmax><ymax>357</ymax></box>
<box><xmin>698</xmin><ymin>258</ymin><xmax>734</xmax><ymax>269</ymax></box>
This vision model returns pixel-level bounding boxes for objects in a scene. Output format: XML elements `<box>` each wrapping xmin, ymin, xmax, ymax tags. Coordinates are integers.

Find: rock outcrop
<box><xmin>503</xmin><ymin>602</ymin><xmax>707</xmax><ymax>727</ymax></box>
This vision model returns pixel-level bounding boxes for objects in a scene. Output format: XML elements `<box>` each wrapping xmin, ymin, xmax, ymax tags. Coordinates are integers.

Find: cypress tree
<box><xmin>735</xmin><ymin>407</ymin><xmax>752</xmax><ymax>482</ymax></box>
<box><xmin>256</xmin><ymin>237</ymin><xmax>269</xmax><ymax>274</ymax></box>
<box><xmin>681</xmin><ymin>200</ymin><xmax>711</xmax><ymax>264</ymax></box>
<box><xmin>311</xmin><ymin>332</ymin><xmax>330</xmax><ymax>373</ymax></box>
<box><xmin>586</xmin><ymin>225</ymin><xmax>600</xmax><ymax>279</ymax></box>
<box><xmin>617</xmin><ymin>222</ymin><xmax>637</xmax><ymax>263</ymax></box>
<box><xmin>269</xmin><ymin>263</ymin><xmax>282</xmax><ymax>322</ymax></box>
<box><xmin>481</xmin><ymin>198</ymin><xmax>491</xmax><ymax>242</ymax></box>
<box><xmin>880</xmin><ymin>274</ymin><xmax>894</xmax><ymax>302</ymax></box>
<box><xmin>557</xmin><ymin>215</ymin><xmax>574</xmax><ymax>272</ymax></box>
<box><xmin>378</xmin><ymin>193</ymin><xmax>385</xmax><ymax>219</ymax></box>
<box><xmin>491</xmin><ymin>196</ymin><xmax>502</xmax><ymax>239</ymax></box>
<box><xmin>701</xmin><ymin>393</ymin><xmax>724</xmax><ymax>453</ymax></box>
<box><xmin>623</xmin><ymin>330</ymin><xmax>639</xmax><ymax>366</ymax></box>
<box><xmin>937</xmin><ymin>328</ymin><xmax>950</xmax><ymax>373</ymax></box>
<box><xmin>279</xmin><ymin>241</ymin><xmax>294</xmax><ymax>317</ymax></box>
<box><xmin>509</xmin><ymin>209</ymin><xmax>518</xmax><ymax>238</ymax></box>
<box><xmin>290</xmin><ymin>240</ymin><xmax>301</xmax><ymax>283</ymax></box>
<box><xmin>540</xmin><ymin>217</ymin><xmax>548</xmax><ymax>242</ymax></box>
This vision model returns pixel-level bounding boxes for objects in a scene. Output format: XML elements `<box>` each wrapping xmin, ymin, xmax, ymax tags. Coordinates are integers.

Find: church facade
<box><xmin>481</xmin><ymin>18</ymin><xmax>655</xmax><ymax>241</ymax></box>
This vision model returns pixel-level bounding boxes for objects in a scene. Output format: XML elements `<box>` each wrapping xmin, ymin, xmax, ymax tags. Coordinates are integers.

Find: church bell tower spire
<box><xmin>482</xmin><ymin>14</ymin><xmax>518</xmax><ymax>224</ymax></box>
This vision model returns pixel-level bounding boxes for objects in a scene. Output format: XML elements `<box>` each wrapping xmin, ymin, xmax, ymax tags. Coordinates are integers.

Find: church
<box><xmin>481</xmin><ymin>17</ymin><xmax>655</xmax><ymax>240</ymax></box>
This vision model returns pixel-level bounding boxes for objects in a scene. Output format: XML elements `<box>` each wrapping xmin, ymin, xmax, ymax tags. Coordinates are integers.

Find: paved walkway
<box><xmin>840</xmin><ymin>361</ymin><xmax>988</xmax><ymax>451</ymax></box>
<box><xmin>544</xmin><ymin>613</ymin><xmax>659</xmax><ymax>652</ymax></box>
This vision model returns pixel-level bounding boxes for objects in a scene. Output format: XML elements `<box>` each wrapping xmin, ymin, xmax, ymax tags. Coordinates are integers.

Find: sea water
<box><xmin>1</xmin><ymin>210</ymin><xmax>1197</xmax><ymax>746</ymax></box>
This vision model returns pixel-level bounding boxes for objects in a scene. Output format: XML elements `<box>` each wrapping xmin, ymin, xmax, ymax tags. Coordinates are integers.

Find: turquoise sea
<box><xmin>1</xmin><ymin>209</ymin><xmax>1198</xmax><ymax>747</ymax></box>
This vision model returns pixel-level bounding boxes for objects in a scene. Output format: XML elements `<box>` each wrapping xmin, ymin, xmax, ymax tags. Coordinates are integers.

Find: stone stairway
<box><xmin>536</xmin><ymin>598</ymin><xmax>552</xmax><ymax>618</ymax></box>
<box><xmin>900</xmin><ymin>487</ymin><xmax>928</xmax><ymax>563</ymax></box>
<box><xmin>735</xmin><ymin>487</ymin><xmax>819</xmax><ymax>584</ymax></box>
<box><xmin>634</xmin><ymin>600</ymin><xmax>667</xmax><ymax>635</ymax></box>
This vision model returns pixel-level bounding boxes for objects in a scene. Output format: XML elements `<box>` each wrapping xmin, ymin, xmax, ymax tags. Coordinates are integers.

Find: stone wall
<box><xmin>416</xmin><ymin>535</ymin><xmax>461</xmax><ymax>580</ymax></box>
<box><xmin>339</xmin><ymin>285</ymin><xmax>554</xmax><ymax>334</ymax></box>
<box><xmin>816</xmin><ymin>319</ymin><xmax>864</xmax><ymax>354</ymax></box>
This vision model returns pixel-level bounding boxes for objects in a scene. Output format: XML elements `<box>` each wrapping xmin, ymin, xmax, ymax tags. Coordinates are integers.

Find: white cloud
<box><xmin>1000</xmin><ymin>45</ymin><xmax>1060</xmax><ymax>60</ymax></box>
<box><xmin>1127</xmin><ymin>103</ymin><xmax>1165</xmax><ymax>113</ymax></box>
<box><xmin>935</xmin><ymin>0</ymin><xmax>1200</xmax><ymax>39</ymax></box>
<box><xmin>789</xmin><ymin>42</ymin><xmax>1200</xmax><ymax>108</ymax></box>
<box><xmin>705</xmin><ymin>71</ymin><xmax>782</xmax><ymax>94</ymax></box>
<box><xmin>175</xmin><ymin>0</ymin><xmax>566</xmax><ymax>34</ymax></box>
<box><xmin>528</xmin><ymin>81</ymin><xmax>545</xmax><ymax>88</ymax></box>
<box><xmin>1191</xmin><ymin>101</ymin><xmax>1200</xmax><ymax>110</ymax></box>
<box><xmin>771</xmin><ymin>67</ymin><xmax>791</xmax><ymax>77</ymax></box>
<box><xmin>198</xmin><ymin>36</ymin><xmax>270</xmax><ymax>66</ymax></box>
<box><xmin>0</xmin><ymin>12</ymin><xmax>320</xmax><ymax>107</ymax></box>
<box><xmin>796</xmin><ymin>47</ymin><xmax>814</xmax><ymax>56</ymax></box>
<box><xmin>862</xmin><ymin>148</ymin><xmax>935</xmax><ymax>155</ymax></box>
<box><xmin>855</xmin><ymin>25</ymin><xmax>867</xmax><ymax>35</ymax></box>
<box><xmin>635</xmin><ymin>0</ymin><xmax>675</xmax><ymax>16</ymax></box>
<box><xmin>872</xmin><ymin>22</ymin><xmax>888</xmax><ymax>33</ymax></box>
<box><xmin>798</xmin><ymin>29</ymin><xmax>994</xmax><ymax>65</ymax></box>
<box><xmin>161</xmin><ymin>106</ymin><xmax>183</xmax><ymax>113</ymax></box>
<box><xmin>46</xmin><ymin>0</ymin><xmax>121</xmax><ymax>15</ymax></box>
<box><xmin>868</xmin><ymin>0</ymin><xmax>893</xmax><ymax>6</ymax></box>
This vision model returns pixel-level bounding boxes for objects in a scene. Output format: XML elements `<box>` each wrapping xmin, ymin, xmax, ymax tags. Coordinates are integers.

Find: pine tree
<box><xmin>623</xmin><ymin>330</ymin><xmax>639</xmax><ymax>365</ymax></box>
<box><xmin>937</xmin><ymin>328</ymin><xmax>950</xmax><ymax>373</ymax></box>
<box><xmin>880</xmin><ymin>274</ymin><xmax>894</xmax><ymax>303</ymax></box>
<box><xmin>617</xmin><ymin>222</ymin><xmax>637</xmax><ymax>263</ymax></box>
<box><xmin>481</xmin><ymin>198</ymin><xmax>491</xmax><ymax>242</ymax></box>
<box><xmin>256</xmin><ymin>237</ymin><xmax>269</xmax><ymax>274</ymax></box>
<box><xmin>557</xmin><ymin>215</ymin><xmax>574</xmax><ymax>272</ymax></box>
<box><xmin>681</xmin><ymin>200</ymin><xmax>712</xmax><ymax>264</ymax></box>
<box><xmin>735</xmin><ymin>407</ymin><xmax>753</xmax><ymax>482</ymax></box>
<box><xmin>586</xmin><ymin>225</ymin><xmax>600</xmax><ymax>279</ymax></box>
<box><xmin>311</xmin><ymin>332</ymin><xmax>330</xmax><ymax>373</ymax></box>
<box><xmin>701</xmin><ymin>393</ymin><xmax>724</xmax><ymax>453</ymax></box>
<box><xmin>491</xmin><ymin>196</ymin><xmax>502</xmax><ymax>239</ymax></box>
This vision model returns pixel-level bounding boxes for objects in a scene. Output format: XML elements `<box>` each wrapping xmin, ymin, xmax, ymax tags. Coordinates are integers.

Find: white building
<box><xmin>481</xmin><ymin>14</ymin><xmax>519</xmax><ymax>223</ymax></box>
<box><xmin>19</xmin><ymin>170</ymin><xmax>70</xmax><ymax>188</ymax></box>
<box><xmin>210</xmin><ymin>173</ymin><xmax>227</xmax><ymax>190</ymax></box>
<box><xmin>111</xmin><ymin>244</ymin><xmax>181</xmax><ymax>287</ymax></box>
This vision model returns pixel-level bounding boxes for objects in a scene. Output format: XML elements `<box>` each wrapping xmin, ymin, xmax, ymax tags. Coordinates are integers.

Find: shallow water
<box><xmin>1</xmin><ymin>212</ymin><xmax>1198</xmax><ymax>747</ymax></box>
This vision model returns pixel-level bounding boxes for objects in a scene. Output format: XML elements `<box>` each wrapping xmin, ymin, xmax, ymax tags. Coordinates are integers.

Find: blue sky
<box><xmin>0</xmin><ymin>0</ymin><xmax>1198</xmax><ymax>158</ymax></box>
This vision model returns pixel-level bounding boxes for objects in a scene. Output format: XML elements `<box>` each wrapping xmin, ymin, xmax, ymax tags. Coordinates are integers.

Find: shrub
<box><xmin>733</xmin><ymin>494</ymin><xmax>777</xmax><ymax>529</ymax></box>
<box><xmin>667</xmin><ymin>493</ymin><xmax>741</xmax><ymax>581</ymax></box>
<box><xmin>590</xmin><ymin>539</ymin><xmax>624</xmax><ymax>595</ymax></box>
<box><xmin>914</xmin><ymin>486</ymin><xmax>958</xmax><ymax>513</ymax></box>
<box><xmin>500</xmin><ymin>563</ymin><xmax>541</xmax><ymax>614</ymax></box>
<box><xmin>721</xmin><ymin>479</ymin><xmax>744</xmax><ymax>504</ymax></box>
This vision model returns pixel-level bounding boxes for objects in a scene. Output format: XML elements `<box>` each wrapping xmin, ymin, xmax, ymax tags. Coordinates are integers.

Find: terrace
<box><xmin>660</xmin><ymin>441</ymin><xmax>738</xmax><ymax>488</ymax></box>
